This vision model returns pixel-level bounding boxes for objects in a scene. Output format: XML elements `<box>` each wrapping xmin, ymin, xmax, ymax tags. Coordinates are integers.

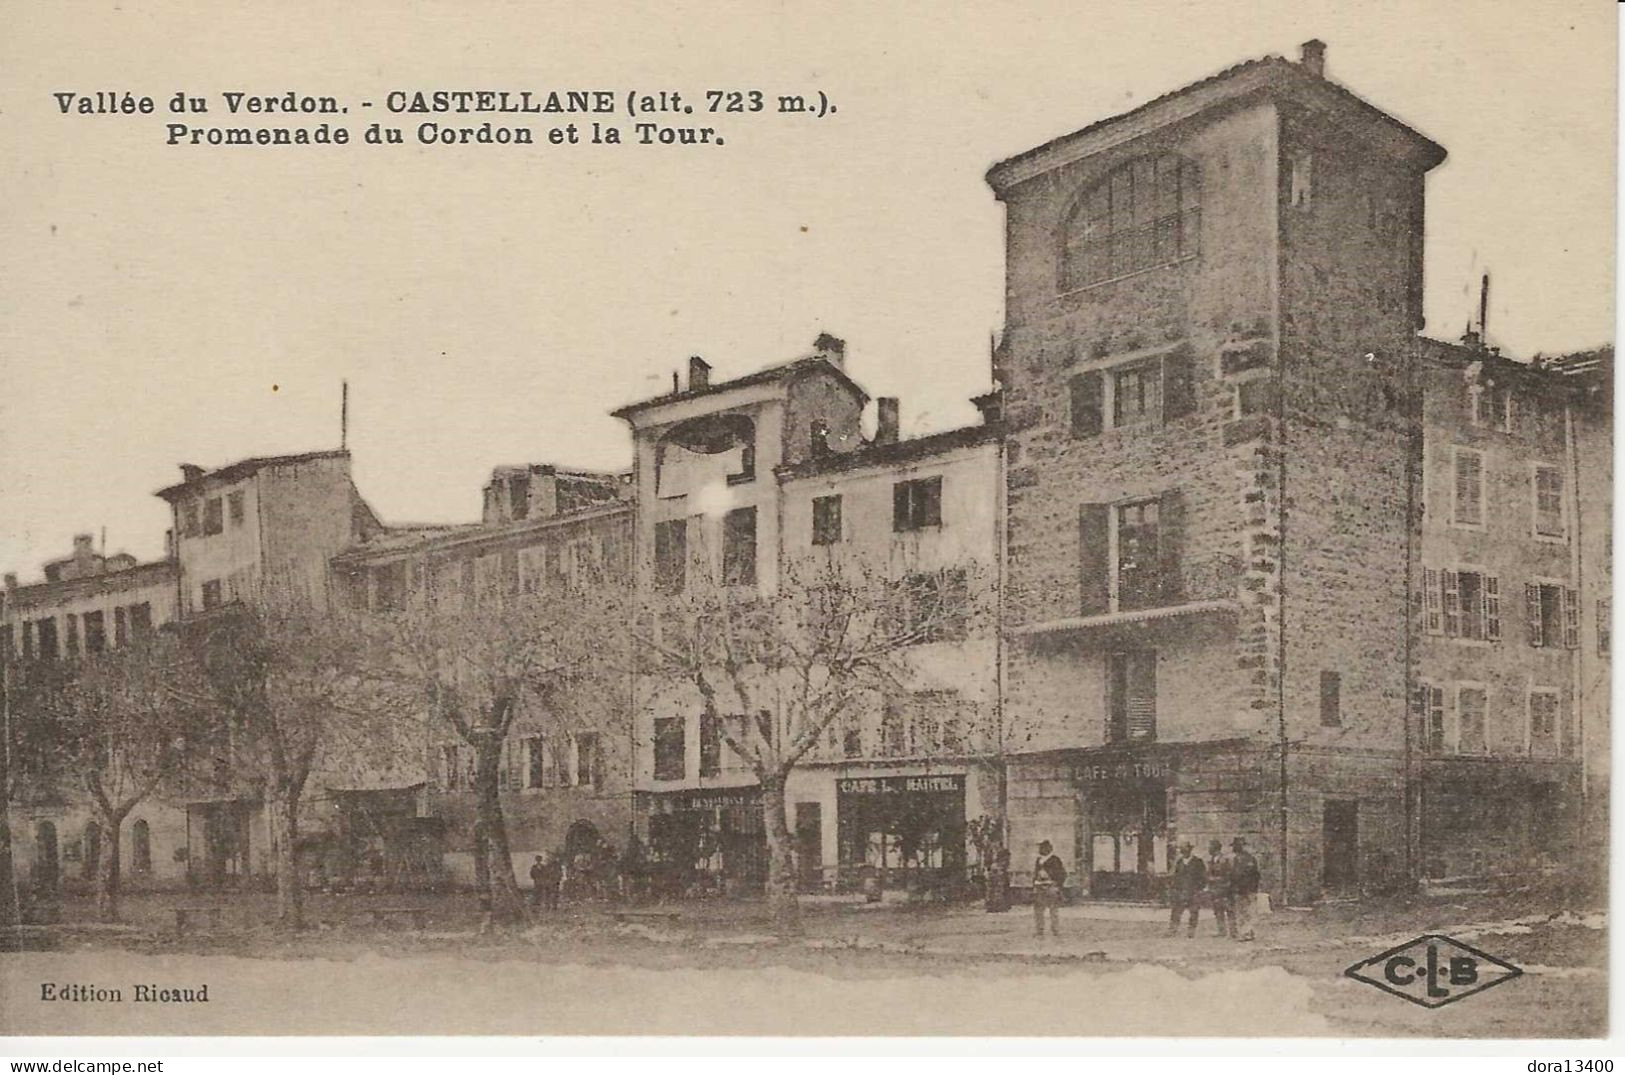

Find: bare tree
<box><xmin>179</xmin><ymin>603</ymin><xmax>396</xmax><ymax>929</ymax></box>
<box><xmin>635</xmin><ymin>556</ymin><xmax>986</xmax><ymax>935</ymax></box>
<box><xmin>364</xmin><ymin>577</ymin><xmax>629</xmax><ymax>927</ymax></box>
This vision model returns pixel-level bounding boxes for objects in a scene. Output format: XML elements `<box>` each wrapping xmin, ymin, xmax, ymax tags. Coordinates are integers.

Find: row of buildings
<box><xmin>4</xmin><ymin>40</ymin><xmax>1611</xmax><ymax>906</ymax></box>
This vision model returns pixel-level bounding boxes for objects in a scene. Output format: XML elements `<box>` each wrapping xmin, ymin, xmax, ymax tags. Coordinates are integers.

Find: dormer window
<box><xmin>1062</xmin><ymin>153</ymin><xmax>1200</xmax><ymax>291</ymax></box>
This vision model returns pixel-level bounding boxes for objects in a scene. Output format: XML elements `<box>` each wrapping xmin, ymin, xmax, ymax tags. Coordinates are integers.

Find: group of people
<box><xmin>1028</xmin><ymin>835</ymin><xmax>1262</xmax><ymax>941</ymax></box>
<box><xmin>1168</xmin><ymin>836</ymin><xmax>1261</xmax><ymax>941</ymax></box>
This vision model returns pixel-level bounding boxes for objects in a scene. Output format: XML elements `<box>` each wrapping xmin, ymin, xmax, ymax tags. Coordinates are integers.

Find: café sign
<box><xmin>837</xmin><ymin>775</ymin><xmax>965</xmax><ymax>795</ymax></box>
<box><xmin>1075</xmin><ymin>759</ymin><xmax>1171</xmax><ymax>783</ymax></box>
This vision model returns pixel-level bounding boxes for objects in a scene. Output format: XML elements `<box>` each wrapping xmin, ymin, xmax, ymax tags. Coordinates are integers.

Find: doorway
<box><xmin>794</xmin><ymin>802</ymin><xmax>823</xmax><ymax>892</ymax></box>
<box><xmin>1322</xmin><ymin>800</ymin><xmax>1359</xmax><ymax>893</ymax></box>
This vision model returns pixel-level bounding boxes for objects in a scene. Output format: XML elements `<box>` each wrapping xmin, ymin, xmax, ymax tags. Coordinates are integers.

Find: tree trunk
<box><xmin>96</xmin><ymin>810</ymin><xmax>125</xmax><ymax>923</ymax></box>
<box><xmin>273</xmin><ymin>788</ymin><xmax>305</xmax><ymax>929</ymax></box>
<box><xmin>760</xmin><ymin>772</ymin><xmax>801</xmax><ymax>936</ymax></box>
<box><xmin>473</xmin><ymin>739</ymin><xmax>525</xmax><ymax>925</ymax></box>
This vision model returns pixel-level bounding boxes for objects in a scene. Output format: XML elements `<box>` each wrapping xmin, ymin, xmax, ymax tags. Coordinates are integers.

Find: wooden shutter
<box><xmin>1564</xmin><ymin>588</ymin><xmax>1580</xmax><ymax>648</ymax></box>
<box><xmin>1485</xmin><ymin>575</ymin><xmax>1502</xmax><ymax>641</ymax></box>
<box><xmin>1127</xmin><ymin>652</ymin><xmax>1157</xmax><ymax>740</ymax></box>
<box><xmin>1157</xmin><ymin>489</ymin><xmax>1185</xmax><ymax>603</ymax></box>
<box><xmin>1161</xmin><ymin>348</ymin><xmax>1195</xmax><ymax>421</ymax></box>
<box><xmin>1422</xmin><ymin>568</ymin><xmax>1442</xmax><ymax>634</ymax></box>
<box><xmin>1441</xmin><ymin>570</ymin><xmax>1460</xmax><ymax>637</ymax></box>
<box><xmin>1078</xmin><ymin>504</ymin><xmax>1111</xmax><ymax>614</ymax></box>
<box><xmin>1526</xmin><ymin>583</ymin><xmax>1544</xmax><ymax>647</ymax></box>
<box><xmin>1070</xmin><ymin>371</ymin><xmax>1104</xmax><ymax>438</ymax></box>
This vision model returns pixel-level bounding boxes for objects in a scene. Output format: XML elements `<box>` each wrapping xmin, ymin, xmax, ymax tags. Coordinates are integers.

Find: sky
<box><xmin>0</xmin><ymin>0</ymin><xmax>1614</xmax><ymax>580</ymax></box>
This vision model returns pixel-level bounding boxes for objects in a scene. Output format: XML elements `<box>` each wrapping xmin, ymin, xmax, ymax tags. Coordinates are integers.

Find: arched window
<box><xmin>1062</xmin><ymin>154</ymin><xmax>1200</xmax><ymax>290</ymax></box>
<box><xmin>132</xmin><ymin>819</ymin><xmax>153</xmax><ymax>874</ymax></box>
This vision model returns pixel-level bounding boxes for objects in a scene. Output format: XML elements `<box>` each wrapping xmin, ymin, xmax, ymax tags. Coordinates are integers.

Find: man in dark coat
<box><xmin>530</xmin><ymin>853</ymin><xmax>562</xmax><ymax>911</ymax></box>
<box><xmin>1167</xmin><ymin>841</ymin><xmax>1204</xmax><ymax>937</ymax></box>
<box><xmin>1229</xmin><ymin>837</ymin><xmax>1261</xmax><ymax>941</ymax></box>
<box><xmin>1205</xmin><ymin>839</ymin><xmax>1235</xmax><ymax>938</ymax></box>
<box><xmin>1031</xmin><ymin>840</ymin><xmax>1067</xmax><ymax>938</ymax></box>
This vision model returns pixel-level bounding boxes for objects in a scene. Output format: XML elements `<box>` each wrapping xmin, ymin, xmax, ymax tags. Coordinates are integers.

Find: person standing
<box><xmin>1167</xmin><ymin>841</ymin><xmax>1205</xmax><ymax>937</ymax></box>
<box><xmin>1229</xmin><ymin>837</ymin><xmax>1260</xmax><ymax>941</ymax></box>
<box><xmin>1031</xmin><ymin>840</ymin><xmax>1067</xmax><ymax>938</ymax></box>
<box><xmin>1205</xmin><ymin>839</ymin><xmax>1235</xmax><ymax>938</ymax></box>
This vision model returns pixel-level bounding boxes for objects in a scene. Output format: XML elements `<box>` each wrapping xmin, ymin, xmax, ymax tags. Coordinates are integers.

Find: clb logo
<box><xmin>1344</xmin><ymin>933</ymin><xmax>1522</xmax><ymax>1008</ymax></box>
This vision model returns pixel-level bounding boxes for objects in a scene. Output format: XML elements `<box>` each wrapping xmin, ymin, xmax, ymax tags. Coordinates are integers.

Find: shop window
<box><xmin>699</xmin><ymin>713</ymin><xmax>722</xmax><ymax>777</ymax></box>
<box><xmin>83</xmin><ymin>610</ymin><xmax>105</xmax><ymax>654</ymax></box>
<box><xmin>1529</xmin><ymin>690</ymin><xmax>1560</xmax><ymax>756</ymax></box>
<box><xmin>203</xmin><ymin>497</ymin><xmax>224</xmax><ymax>536</ymax></box>
<box><xmin>653</xmin><ymin>519</ymin><xmax>687</xmax><ymax>594</ymax></box>
<box><xmin>723</xmin><ymin>507</ymin><xmax>757</xmax><ymax>586</ymax></box>
<box><xmin>653</xmin><ymin>716</ymin><xmax>686</xmax><ymax>781</ymax></box>
<box><xmin>1061</xmin><ymin>153</ymin><xmax>1200</xmax><ymax>291</ymax></box>
<box><xmin>1451</xmin><ymin>447</ymin><xmax>1485</xmax><ymax>528</ymax></box>
<box><xmin>1457</xmin><ymin>686</ymin><xmax>1487</xmax><ymax>754</ymax></box>
<box><xmin>1319</xmin><ymin>671</ymin><xmax>1341</xmax><ymax>727</ymax></box>
<box><xmin>812</xmin><ymin>495</ymin><xmax>842</xmax><ymax>546</ymax></box>
<box><xmin>1525</xmin><ymin>582</ymin><xmax>1578</xmax><ymax>649</ymax></box>
<box><xmin>893</xmin><ymin>477</ymin><xmax>943</xmax><ymax>532</ymax></box>
<box><xmin>1533</xmin><ymin>464</ymin><xmax>1565</xmax><ymax>539</ymax></box>
<box><xmin>1427</xmin><ymin>568</ymin><xmax>1501</xmax><ymax>641</ymax></box>
<box><xmin>1106</xmin><ymin>651</ymin><xmax>1157</xmax><ymax>743</ymax></box>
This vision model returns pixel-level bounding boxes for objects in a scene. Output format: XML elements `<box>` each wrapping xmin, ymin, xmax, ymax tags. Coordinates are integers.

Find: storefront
<box><xmin>835</xmin><ymin>773</ymin><xmax>967</xmax><ymax>890</ymax></box>
<box><xmin>1076</xmin><ymin>754</ymin><xmax>1173</xmax><ymax>900</ymax></box>
<box><xmin>641</xmin><ymin>787</ymin><xmax>766</xmax><ymax>896</ymax></box>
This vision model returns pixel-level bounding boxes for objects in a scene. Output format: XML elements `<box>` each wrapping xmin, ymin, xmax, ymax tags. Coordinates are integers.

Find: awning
<box><xmin>1008</xmin><ymin>599</ymin><xmax>1240</xmax><ymax>638</ymax></box>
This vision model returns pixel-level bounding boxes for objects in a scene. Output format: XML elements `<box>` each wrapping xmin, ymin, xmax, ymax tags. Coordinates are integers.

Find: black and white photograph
<box><xmin>0</xmin><ymin>0</ymin><xmax>1614</xmax><ymax>1053</ymax></box>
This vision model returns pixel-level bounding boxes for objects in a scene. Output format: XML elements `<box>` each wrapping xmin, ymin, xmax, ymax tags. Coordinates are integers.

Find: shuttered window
<box><xmin>1451</xmin><ymin>447</ymin><xmax>1485</xmax><ymax>526</ymax></box>
<box><xmin>1420</xmin><ymin>685</ymin><xmax>1446</xmax><ymax>752</ymax></box>
<box><xmin>1534</xmin><ymin>465</ymin><xmax>1565</xmax><ymax>538</ymax></box>
<box><xmin>1422</xmin><ymin>568</ymin><xmax>1442</xmax><ymax>634</ymax></box>
<box><xmin>1107</xmin><ymin>651</ymin><xmax>1157</xmax><ymax>742</ymax></box>
<box><xmin>1069</xmin><ymin>346</ymin><xmax>1195</xmax><ymax>438</ymax></box>
<box><xmin>1526</xmin><ymin>583</ymin><xmax>1572</xmax><ymax>649</ymax></box>
<box><xmin>1433</xmin><ymin>568</ymin><xmax>1499</xmax><ymax>641</ymax></box>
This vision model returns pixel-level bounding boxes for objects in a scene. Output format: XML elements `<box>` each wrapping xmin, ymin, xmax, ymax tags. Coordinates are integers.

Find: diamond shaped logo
<box><xmin>1344</xmin><ymin>933</ymin><xmax>1523</xmax><ymax>1008</ymax></box>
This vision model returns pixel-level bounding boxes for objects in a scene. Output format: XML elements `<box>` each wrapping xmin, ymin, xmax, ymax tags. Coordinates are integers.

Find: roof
<box><xmin>776</xmin><ymin>421</ymin><xmax>1003</xmax><ymax>480</ymax></box>
<box><xmin>610</xmin><ymin>355</ymin><xmax>868</xmax><ymax>421</ymax></box>
<box><xmin>5</xmin><ymin>558</ymin><xmax>177</xmax><ymax>608</ymax></box>
<box><xmin>986</xmin><ymin>52</ymin><xmax>1446</xmax><ymax>194</ymax></box>
<box><xmin>332</xmin><ymin>501</ymin><xmax>631</xmax><ymax>566</ymax></box>
<box><xmin>155</xmin><ymin>449</ymin><xmax>349</xmax><ymax>500</ymax></box>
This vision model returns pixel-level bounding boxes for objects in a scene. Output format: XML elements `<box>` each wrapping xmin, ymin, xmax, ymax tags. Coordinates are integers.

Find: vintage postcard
<box><xmin>0</xmin><ymin>0</ymin><xmax>1613</xmax><ymax>1046</ymax></box>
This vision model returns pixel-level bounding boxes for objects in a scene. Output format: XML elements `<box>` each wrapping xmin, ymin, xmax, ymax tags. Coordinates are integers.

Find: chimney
<box><xmin>875</xmin><ymin>397</ymin><xmax>900</xmax><ymax>445</ymax></box>
<box><xmin>179</xmin><ymin>463</ymin><xmax>205</xmax><ymax>483</ymax></box>
<box><xmin>813</xmin><ymin>333</ymin><xmax>846</xmax><ymax>367</ymax></box>
<box><xmin>1299</xmin><ymin>39</ymin><xmax>1326</xmax><ymax>78</ymax></box>
<box><xmin>689</xmin><ymin>356</ymin><xmax>711</xmax><ymax>390</ymax></box>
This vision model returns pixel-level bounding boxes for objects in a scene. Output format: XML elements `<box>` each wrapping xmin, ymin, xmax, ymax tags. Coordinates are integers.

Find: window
<box><xmin>201</xmin><ymin>579</ymin><xmax>223</xmax><ymax>610</ymax></box>
<box><xmin>1061</xmin><ymin>153</ymin><xmax>1200</xmax><ymax>290</ymax></box>
<box><xmin>203</xmin><ymin>497</ymin><xmax>224</xmax><ymax>536</ymax></box>
<box><xmin>1525</xmin><ymin>582</ymin><xmax>1578</xmax><ymax>649</ymax></box>
<box><xmin>1533</xmin><ymin>464</ymin><xmax>1565</xmax><ymax>539</ymax></box>
<box><xmin>1600</xmin><ymin>599</ymin><xmax>1611</xmax><ymax>657</ymax></box>
<box><xmin>1319</xmin><ymin>671</ymin><xmax>1341</xmax><ymax>727</ymax></box>
<box><xmin>1106</xmin><ymin>651</ymin><xmax>1157</xmax><ymax>742</ymax></box>
<box><xmin>0</xmin><ymin>625</ymin><xmax>11</xmax><ymax>660</ymax></box>
<box><xmin>699</xmin><ymin>713</ymin><xmax>722</xmax><ymax>777</ymax></box>
<box><xmin>1419</xmin><ymin>684</ymin><xmax>1446</xmax><ymax>752</ymax></box>
<box><xmin>373</xmin><ymin>562</ymin><xmax>407</xmax><ymax>611</ymax></box>
<box><xmin>722</xmin><ymin>507</ymin><xmax>757</xmax><ymax>586</ymax></box>
<box><xmin>1470</xmin><ymin>384</ymin><xmax>1514</xmax><ymax>431</ymax></box>
<box><xmin>21</xmin><ymin>621</ymin><xmax>35</xmax><ymax>659</ymax></box>
<box><xmin>228</xmin><ymin>491</ymin><xmax>245</xmax><ymax>527</ymax></box>
<box><xmin>1457</xmin><ymin>686</ymin><xmax>1487</xmax><ymax>754</ymax></box>
<box><xmin>880</xmin><ymin>700</ymin><xmax>906</xmax><ymax>757</ymax></box>
<box><xmin>575</xmin><ymin>732</ymin><xmax>599</xmax><ymax>788</ymax></box>
<box><xmin>1529</xmin><ymin>690</ymin><xmax>1560</xmax><ymax>756</ymax></box>
<box><xmin>653</xmin><ymin>519</ymin><xmax>687</xmax><ymax>595</ymax></box>
<box><xmin>181</xmin><ymin>501</ymin><xmax>201</xmax><ymax>538</ymax></box>
<box><xmin>1429</xmin><ymin>568</ymin><xmax>1501</xmax><ymax>641</ymax></box>
<box><xmin>524</xmin><ymin>736</ymin><xmax>546</xmax><ymax>789</ymax></box>
<box><xmin>842</xmin><ymin>724</ymin><xmax>864</xmax><ymax>760</ymax></box>
<box><xmin>812</xmin><ymin>495</ymin><xmax>842</xmax><ymax>546</ymax></box>
<box><xmin>131</xmin><ymin>819</ymin><xmax>152</xmax><ymax>874</ymax></box>
<box><xmin>555</xmin><ymin>735</ymin><xmax>576</xmax><ymax>788</ymax></box>
<box><xmin>129</xmin><ymin>603</ymin><xmax>152</xmax><ymax>638</ymax></box>
<box><xmin>36</xmin><ymin>618</ymin><xmax>58</xmax><ymax>660</ymax></box>
<box><xmin>1115</xmin><ymin>499</ymin><xmax>1163</xmax><ymax>611</ymax></box>
<box><xmin>65</xmin><ymin>614</ymin><xmax>79</xmax><ymax>658</ymax></box>
<box><xmin>83</xmin><ymin>611</ymin><xmax>105</xmax><ymax>654</ymax></box>
<box><xmin>1070</xmin><ymin>348</ymin><xmax>1195</xmax><ymax>438</ymax></box>
<box><xmin>1112</xmin><ymin>363</ymin><xmax>1161</xmax><ymax>428</ymax></box>
<box><xmin>893</xmin><ymin>477</ymin><xmax>943</xmax><ymax>532</ymax></box>
<box><xmin>653</xmin><ymin>716</ymin><xmax>685</xmax><ymax>781</ymax></box>
<box><xmin>1080</xmin><ymin>491</ymin><xmax>1184</xmax><ymax>615</ymax></box>
<box><xmin>1451</xmin><ymin>447</ymin><xmax>1484</xmax><ymax>527</ymax></box>
<box><xmin>113</xmin><ymin>607</ymin><xmax>127</xmax><ymax>647</ymax></box>
<box><xmin>898</xmin><ymin>568</ymin><xmax>969</xmax><ymax>643</ymax></box>
<box><xmin>1289</xmin><ymin>151</ymin><xmax>1312</xmax><ymax>209</ymax></box>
